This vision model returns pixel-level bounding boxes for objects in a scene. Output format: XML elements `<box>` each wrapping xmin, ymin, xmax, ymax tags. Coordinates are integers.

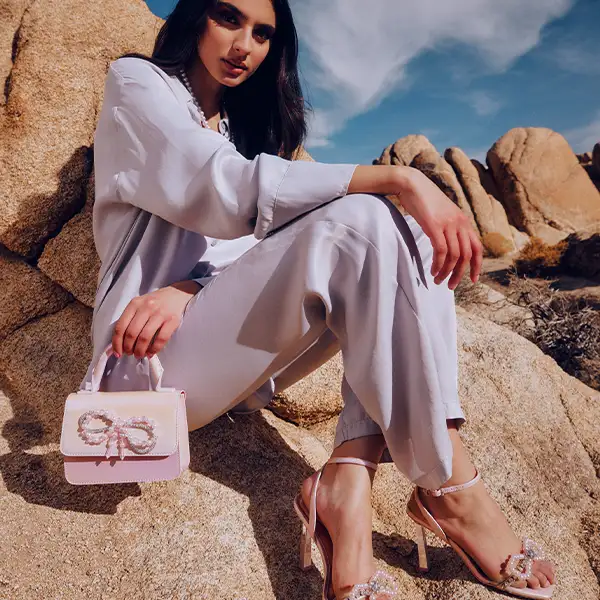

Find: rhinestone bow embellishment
<box><xmin>344</xmin><ymin>570</ymin><xmax>399</xmax><ymax>599</ymax></box>
<box><xmin>78</xmin><ymin>409</ymin><xmax>158</xmax><ymax>460</ymax></box>
<box><xmin>501</xmin><ymin>537</ymin><xmax>546</xmax><ymax>587</ymax></box>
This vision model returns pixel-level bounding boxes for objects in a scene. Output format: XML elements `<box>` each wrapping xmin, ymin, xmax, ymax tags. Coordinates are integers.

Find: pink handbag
<box><xmin>60</xmin><ymin>344</ymin><xmax>190</xmax><ymax>485</ymax></box>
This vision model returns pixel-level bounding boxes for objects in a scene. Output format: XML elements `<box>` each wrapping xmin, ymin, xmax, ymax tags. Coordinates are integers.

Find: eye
<box><xmin>255</xmin><ymin>28</ymin><xmax>273</xmax><ymax>42</ymax></box>
<box><xmin>215</xmin><ymin>9</ymin><xmax>238</xmax><ymax>25</ymax></box>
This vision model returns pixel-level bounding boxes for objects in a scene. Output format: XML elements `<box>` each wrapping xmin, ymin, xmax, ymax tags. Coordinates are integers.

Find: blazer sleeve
<box><xmin>106</xmin><ymin>59</ymin><xmax>359</xmax><ymax>240</ymax></box>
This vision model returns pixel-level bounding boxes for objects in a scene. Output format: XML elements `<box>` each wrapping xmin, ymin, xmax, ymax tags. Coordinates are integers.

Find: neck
<box><xmin>187</xmin><ymin>60</ymin><xmax>225</xmax><ymax>119</ymax></box>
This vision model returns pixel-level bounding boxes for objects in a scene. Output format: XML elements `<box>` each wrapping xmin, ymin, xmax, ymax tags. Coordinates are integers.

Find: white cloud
<box><xmin>563</xmin><ymin>111</ymin><xmax>600</xmax><ymax>153</ymax></box>
<box><xmin>291</xmin><ymin>0</ymin><xmax>574</xmax><ymax>148</ymax></box>
<box><xmin>550</xmin><ymin>38</ymin><xmax>600</xmax><ymax>76</ymax></box>
<box><xmin>465</xmin><ymin>90</ymin><xmax>503</xmax><ymax>117</ymax></box>
<box><xmin>553</xmin><ymin>45</ymin><xmax>589</xmax><ymax>75</ymax></box>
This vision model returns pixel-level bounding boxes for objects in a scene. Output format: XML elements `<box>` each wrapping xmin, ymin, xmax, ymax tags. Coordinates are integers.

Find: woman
<box><xmin>83</xmin><ymin>0</ymin><xmax>557</xmax><ymax>598</ymax></box>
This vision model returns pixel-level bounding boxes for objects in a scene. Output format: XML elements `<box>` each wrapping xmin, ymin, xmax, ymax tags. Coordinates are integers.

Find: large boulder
<box><xmin>0</xmin><ymin>247</ymin><xmax>72</xmax><ymax>341</ymax></box>
<box><xmin>391</xmin><ymin>134</ymin><xmax>437</xmax><ymax>167</ymax></box>
<box><xmin>0</xmin><ymin>0</ymin><xmax>159</xmax><ymax>258</ymax></box>
<box><xmin>38</xmin><ymin>212</ymin><xmax>99</xmax><ymax>308</ymax></box>
<box><xmin>487</xmin><ymin>128</ymin><xmax>600</xmax><ymax>244</ymax></box>
<box><xmin>375</xmin><ymin>135</ymin><xmax>438</xmax><ymax>168</ymax></box>
<box><xmin>445</xmin><ymin>147</ymin><xmax>516</xmax><ymax>256</ymax></box>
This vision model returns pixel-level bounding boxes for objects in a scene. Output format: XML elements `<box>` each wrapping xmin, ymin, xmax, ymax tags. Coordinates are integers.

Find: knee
<box><xmin>321</xmin><ymin>193</ymin><xmax>401</xmax><ymax>245</ymax></box>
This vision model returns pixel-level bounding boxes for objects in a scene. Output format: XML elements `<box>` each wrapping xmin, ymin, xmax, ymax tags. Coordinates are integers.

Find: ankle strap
<box><xmin>327</xmin><ymin>457</ymin><xmax>379</xmax><ymax>471</ymax></box>
<box><xmin>421</xmin><ymin>469</ymin><xmax>480</xmax><ymax>497</ymax></box>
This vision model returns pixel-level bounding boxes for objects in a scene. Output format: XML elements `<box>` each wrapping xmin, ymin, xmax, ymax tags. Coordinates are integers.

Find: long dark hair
<box><xmin>117</xmin><ymin>0</ymin><xmax>309</xmax><ymax>160</ymax></box>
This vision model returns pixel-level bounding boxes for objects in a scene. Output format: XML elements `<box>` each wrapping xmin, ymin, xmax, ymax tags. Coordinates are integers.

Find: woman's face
<box><xmin>198</xmin><ymin>0</ymin><xmax>277</xmax><ymax>87</ymax></box>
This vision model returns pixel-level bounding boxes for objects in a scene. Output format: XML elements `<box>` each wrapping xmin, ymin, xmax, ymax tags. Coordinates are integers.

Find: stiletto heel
<box><xmin>414</xmin><ymin>523</ymin><xmax>429</xmax><ymax>572</ymax></box>
<box><xmin>293</xmin><ymin>456</ymin><xmax>399</xmax><ymax>599</ymax></box>
<box><xmin>406</xmin><ymin>471</ymin><xmax>555</xmax><ymax>598</ymax></box>
<box><xmin>299</xmin><ymin>522</ymin><xmax>313</xmax><ymax>570</ymax></box>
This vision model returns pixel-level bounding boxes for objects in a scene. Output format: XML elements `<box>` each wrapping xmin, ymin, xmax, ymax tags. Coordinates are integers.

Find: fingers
<box><xmin>434</xmin><ymin>224</ymin><xmax>460</xmax><ymax>287</ymax></box>
<box><xmin>146</xmin><ymin>315</ymin><xmax>181</xmax><ymax>357</ymax></box>
<box><xmin>112</xmin><ymin>296</ymin><xmax>182</xmax><ymax>361</ymax></box>
<box><xmin>111</xmin><ymin>300</ymin><xmax>142</xmax><ymax>357</ymax></box>
<box><xmin>447</xmin><ymin>227</ymin><xmax>472</xmax><ymax>290</ymax></box>
<box><xmin>112</xmin><ymin>297</ymin><xmax>163</xmax><ymax>359</ymax></box>
<box><xmin>429</xmin><ymin>228</ymin><xmax>447</xmax><ymax>279</ymax></box>
<box><xmin>431</xmin><ymin>219</ymin><xmax>483</xmax><ymax>289</ymax></box>
<box><xmin>132</xmin><ymin>313</ymin><xmax>165</xmax><ymax>359</ymax></box>
<box><xmin>535</xmin><ymin>571</ymin><xmax>549</xmax><ymax>588</ymax></box>
<box><xmin>469</xmin><ymin>229</ymin><xmax>483</xmax><ymax>283</ymax></box>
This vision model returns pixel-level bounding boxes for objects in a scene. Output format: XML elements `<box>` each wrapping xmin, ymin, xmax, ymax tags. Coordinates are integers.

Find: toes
<box><xmin>535</xmin><ymin>571</ymin><xmax>549</xmax><ymax>588</ymax></box>
<box><xmin>527</xmin><ymin>575</ymin><xmax>541</xmax><ymax>589</ymax></box>
<box><xmin>538</xmin><ymin>560</ymin><xmax>556</xmax><ymax>585</ymax></box>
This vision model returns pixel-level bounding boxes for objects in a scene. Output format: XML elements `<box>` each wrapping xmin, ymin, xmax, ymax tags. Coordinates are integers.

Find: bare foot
<box><xmin>412</xmin><ymin>478</ymin><xmax>556</xmax><ymax>591</ymax></box>
<box><xmin>300</xmin><ymin>462</ymin><xmax>393</xmax><ymax>600</ymax></box>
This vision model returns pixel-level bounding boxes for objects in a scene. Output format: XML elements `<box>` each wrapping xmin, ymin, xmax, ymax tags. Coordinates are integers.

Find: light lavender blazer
<box><xmin>80</xmin><ymin>57</ymin><xmax>358</xmax><ymax>412</ymax></box>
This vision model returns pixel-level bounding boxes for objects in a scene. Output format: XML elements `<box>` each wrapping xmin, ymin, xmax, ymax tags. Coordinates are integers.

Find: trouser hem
<box><xmin>332</xmin><ymin>402</ymin><xmax>467</xmax><ymax>476</ymax></box>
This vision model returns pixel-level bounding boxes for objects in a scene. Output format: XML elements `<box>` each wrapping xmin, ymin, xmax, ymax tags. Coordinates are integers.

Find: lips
<box><xmin>223</xmin><ymin>59</ymin><xmax>247</xmax><ymax>70</ymax></box>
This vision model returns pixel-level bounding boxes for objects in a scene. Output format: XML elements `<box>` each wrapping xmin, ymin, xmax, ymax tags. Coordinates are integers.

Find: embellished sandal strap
<box><xmin>341</xmin><ymin>569</ymin><xmax>399</xmax><ymax>599</ymax></box>
<box><xmin>421</xmin><ymin>469</ymin><xmax>481</xmax><ymax>497</ymax></box>
<box><xmin>498</xmin><ymin>537</ymin><xmax>547</xmax><ymax>588</ymax></box>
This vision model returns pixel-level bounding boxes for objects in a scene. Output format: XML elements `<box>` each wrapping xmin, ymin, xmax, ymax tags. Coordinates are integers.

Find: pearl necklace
<box><xmin>179</xmin><ymin>67</ymin><xmax>231</xmax><ymax>140</ymax></box>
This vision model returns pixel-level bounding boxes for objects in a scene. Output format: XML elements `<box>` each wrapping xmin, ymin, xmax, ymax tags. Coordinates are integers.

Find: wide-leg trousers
<box><xmin>105</xmin><ymin>193</ymin><xmax>465</xmax><ymax>489</ymax></box>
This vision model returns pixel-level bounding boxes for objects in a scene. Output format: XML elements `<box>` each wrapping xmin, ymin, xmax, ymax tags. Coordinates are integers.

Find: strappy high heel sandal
<box><xmin>406</xmin><ymin>470</ymin><xmax>555</xmax><ymax>599</ymax></box>
<box><xmin>293</xmin><ymin>457</ymin><xmax>399</xmax><ymax>600</ymax></box>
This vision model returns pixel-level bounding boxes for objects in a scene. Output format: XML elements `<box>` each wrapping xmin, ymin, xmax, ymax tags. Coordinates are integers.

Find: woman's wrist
<box><xmin>169</xmin><ymin>280</ymin><xmax>202</xmax><ymax>296</ymax></box>
<box><xmin>347</xmin><ymin>164</ymin><xmax>415</xmax><ymax>197</ymax></box>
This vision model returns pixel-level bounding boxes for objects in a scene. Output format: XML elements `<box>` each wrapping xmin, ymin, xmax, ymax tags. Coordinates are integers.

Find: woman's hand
<box><xmin>394</xmin><ymin>167</ymin><xmax>483</xmax><ymax>290</ymax></box>
<box><xmin>111</xmin><ymin>281</ymin><xmax>200</xmax><ymax>360</ymax></box>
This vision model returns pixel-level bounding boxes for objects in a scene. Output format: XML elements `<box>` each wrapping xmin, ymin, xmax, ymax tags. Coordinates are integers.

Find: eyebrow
<box><xmin>217</xmin><ymin>2</ymin><xmax>276</xmax><ymax>31</ymax></box>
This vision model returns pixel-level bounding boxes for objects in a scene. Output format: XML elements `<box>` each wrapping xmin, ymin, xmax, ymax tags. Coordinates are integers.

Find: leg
<box><xmin>413</xmin><ymin>420</ymin><xmax>556</xmax><ymax>589</ymax></box>
<box><xmin>156</xmin><ymin>190</ymin><xmax>462</xmax><ymax>480</ymax></box>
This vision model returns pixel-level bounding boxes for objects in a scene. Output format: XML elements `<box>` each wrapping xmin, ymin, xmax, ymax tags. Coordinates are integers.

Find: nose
<box><xmin>232</xmin><ymin>27</ymin><xmax>252</xmax><ymax>55</ymax></box>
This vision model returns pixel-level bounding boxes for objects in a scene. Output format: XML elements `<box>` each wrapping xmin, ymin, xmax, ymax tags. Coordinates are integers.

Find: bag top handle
<box><xmin>87</xmin><ymin>344</ymin><xmax>173</xmax><ymax>393</ymax></box>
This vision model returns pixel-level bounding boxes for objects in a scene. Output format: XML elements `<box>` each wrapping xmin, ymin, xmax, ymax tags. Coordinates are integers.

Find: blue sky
<box><xmin>146</xmin><ymin>0</ymin><xmax>600</xmax><ymax>165</ymax></box>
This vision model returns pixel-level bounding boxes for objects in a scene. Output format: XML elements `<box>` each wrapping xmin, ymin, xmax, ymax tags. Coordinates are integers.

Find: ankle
<box><xmin>320</xmin><ymin>464</ymin><xmax>373</xmax><ymax>506</ymax></box>
<box><xmin>421</xmin><ymin>478</ymin><xmax>488</xmax><ymax>519</ymax></box>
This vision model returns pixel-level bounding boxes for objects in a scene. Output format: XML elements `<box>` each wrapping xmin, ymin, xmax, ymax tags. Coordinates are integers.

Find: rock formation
<box><xmin>445</xmin><ymin>147</ymin><xmax>516</xmax><ymax>256</ymax></box>
<box><xmin>487</xmin><ymin>128</ymin><xmax>600</xmax><ymax>244</ymax></box>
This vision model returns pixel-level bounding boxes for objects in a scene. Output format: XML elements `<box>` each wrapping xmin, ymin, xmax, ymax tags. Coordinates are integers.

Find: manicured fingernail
<box><xmin>114</xmin><ymin>352</ymin><xmax>121</xmax><ymax>358</ymax></box>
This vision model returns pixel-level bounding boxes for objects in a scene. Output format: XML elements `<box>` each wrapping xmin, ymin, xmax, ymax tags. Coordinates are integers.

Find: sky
<box><xmin>145</xmin><ymin>0</ymin><xmax>600</xmax><ymax>165</ymax></box>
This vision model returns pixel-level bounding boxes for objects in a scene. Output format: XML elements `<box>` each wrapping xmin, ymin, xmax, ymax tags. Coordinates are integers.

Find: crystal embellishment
<box><xmin>343</xmin><ymin>570</ymin><xmax>399</xmax><ymax>599</ymax></box>
<box><xmin>78</xmin><ymin>409</ymin><xmax>158</xmax><ymax>460</ymax></box>
<box><xmin>500</xmin><ymin>537</ymin><xmax>546</xmax><ymax>588</ymax></box>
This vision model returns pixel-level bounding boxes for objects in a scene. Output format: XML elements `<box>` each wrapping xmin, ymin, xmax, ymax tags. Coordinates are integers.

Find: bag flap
<box><xmin>60</xmin><ymin>390</ymin><xmax>184</xmax><ymax>458</ymax></box>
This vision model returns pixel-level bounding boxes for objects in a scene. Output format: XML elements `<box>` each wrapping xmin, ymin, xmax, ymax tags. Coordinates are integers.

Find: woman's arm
<box><xmin>348</xmin><ymin>164</ymin><xmax>483</xmax><ymax>289</ymax></box>
<box><xmin>346</xmin><ymin>164</ymin><xmax>410</xmax><ymax>195</ymax></box>
<box><xmin>105</xmin><ymin>58</ymin><xmax>358</xmax><ymax>241</ymax></box>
